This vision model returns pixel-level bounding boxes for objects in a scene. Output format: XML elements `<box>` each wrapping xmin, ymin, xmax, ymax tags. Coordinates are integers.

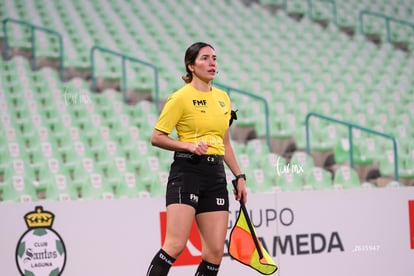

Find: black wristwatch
<box><xmin>235</xmin><ymin>173</ymin><xmax>246</xmax><ymax>182</ymax></box>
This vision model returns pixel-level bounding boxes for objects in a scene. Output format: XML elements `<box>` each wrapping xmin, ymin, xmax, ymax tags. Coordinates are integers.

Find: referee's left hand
<box><xmin>234</xmin><ymin>179</ymin><xmax>247</xmax><ymax>204</ymax></box>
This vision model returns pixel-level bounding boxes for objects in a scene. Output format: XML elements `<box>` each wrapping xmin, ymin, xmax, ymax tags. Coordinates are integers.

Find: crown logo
<box><xmin>24</xmin><ymin>206</ymin><xmax>54</xmax><ymax>229</ymax></box>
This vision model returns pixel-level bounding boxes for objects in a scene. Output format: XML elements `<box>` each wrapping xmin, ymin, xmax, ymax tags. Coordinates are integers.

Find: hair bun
<box><xmin>182</xmin><ymin>73</ymin><xmax>191</xmax><ymax>83</ymax></box>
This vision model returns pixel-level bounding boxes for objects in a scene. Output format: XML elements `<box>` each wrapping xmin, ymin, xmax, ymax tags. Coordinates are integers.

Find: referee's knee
<box><xmin>202</xmin><ymin>247</ymin><xmax>225</xmax><ymax>264</ymax></box>
<box><xmin>162</xmin><ymin>240</ymin><xmax>187</xmax><ymax>259</ymax></box>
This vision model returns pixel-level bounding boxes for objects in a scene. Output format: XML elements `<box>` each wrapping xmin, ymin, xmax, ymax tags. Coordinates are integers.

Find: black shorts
<box><xmin>165</xmin><ymin>153</ymin><xmax>229</xmax><ymax>214</ymax></box>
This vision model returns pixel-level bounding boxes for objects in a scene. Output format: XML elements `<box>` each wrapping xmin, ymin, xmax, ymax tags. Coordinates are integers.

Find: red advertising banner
<box><xmin>409</xmin><ymin>200</ymin><xmax>414</xmax><ymax>249</ymax></box>
<box><xmin>159</xmin><ymin>212</ymin><xmax>202</xmax><ymax>266</ymax></box>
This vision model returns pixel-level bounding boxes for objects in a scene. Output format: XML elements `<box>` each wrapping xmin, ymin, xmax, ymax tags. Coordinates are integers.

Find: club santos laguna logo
<box><xmin>16</xmin><ymin>206</ymin><xmax>67</xmax><ymax>276</ymax></box>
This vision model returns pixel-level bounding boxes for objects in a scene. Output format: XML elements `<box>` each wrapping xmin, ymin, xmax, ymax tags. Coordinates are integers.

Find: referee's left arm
<box><xmin>223</xmin><ymin>130</ymin><xmax>247</xmax><ymax>203</ymax></box>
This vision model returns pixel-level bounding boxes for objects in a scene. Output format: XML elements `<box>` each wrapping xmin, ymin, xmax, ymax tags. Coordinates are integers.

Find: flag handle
<box><xmin>232</xmin><ymin>179</ymin><xmax>264</xmax><ymax>260</ymax></box>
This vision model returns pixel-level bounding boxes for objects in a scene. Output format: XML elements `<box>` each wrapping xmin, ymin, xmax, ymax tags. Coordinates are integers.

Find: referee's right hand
<box><xmin>191</xmin><ymin>141</ymin><xmax>209</xmax><ymax>155</ymax></box>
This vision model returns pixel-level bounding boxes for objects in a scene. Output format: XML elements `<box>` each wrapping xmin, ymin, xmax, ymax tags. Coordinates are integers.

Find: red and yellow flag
<box><xmin>229</xmin><ymin>205</ymin><xmax>278</xmax><ymax>275</ymax></box>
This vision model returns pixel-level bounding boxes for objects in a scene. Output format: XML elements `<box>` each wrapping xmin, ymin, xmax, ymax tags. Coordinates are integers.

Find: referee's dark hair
<box><xmin>182</xmin><ymin>42</ymin><xmax>215</xmax><ymax>83</ymax></box>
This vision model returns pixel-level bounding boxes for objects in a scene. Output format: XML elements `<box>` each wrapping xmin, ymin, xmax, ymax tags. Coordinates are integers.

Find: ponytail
<box><xmin>182</xmin><ymin>73</ymin><xmax>192</xmax><ymax>83</ymax></box>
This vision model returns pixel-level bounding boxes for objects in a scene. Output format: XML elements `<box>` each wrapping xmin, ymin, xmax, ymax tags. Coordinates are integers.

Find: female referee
<box><xmin>146</xmin><ymin>42</ymin><xmax>248</xmax><ymax>276</ymax></box>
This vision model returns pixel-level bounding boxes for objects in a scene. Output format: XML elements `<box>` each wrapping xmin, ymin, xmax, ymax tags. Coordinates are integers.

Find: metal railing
<box><xmin>2</xmin><ymin>18</ymin><xmax>64</xmax><ymax>80</ymax></box>
<box><xmin>359</xmin><ymin>10</ymin><xmax>414</xmax><ymax>43</ymax></box>
<box><xmin>214</xmin><ymin>82</ymin><xmax>271</xmax><ymax>151</ymax></box>
<box><xmin>283</xmin><ymin>1</ymin><xmax>414</xmax><ymax>45</ymax></box>
<box><xmin>305</xmin><ymin>112</ymin><xmax>399</xmax><ymax>181</ymax></box>
<box><xmin>90</xmin><ymin>45</ymin><xmax>160</xmax><ymax>112</ymax></box>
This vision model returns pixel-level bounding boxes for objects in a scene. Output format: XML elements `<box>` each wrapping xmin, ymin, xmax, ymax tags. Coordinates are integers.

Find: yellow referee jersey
<box><xmin>154</xmin><ymin>84</ymin><xmax>231</xmax><ymax>155</ymax></box>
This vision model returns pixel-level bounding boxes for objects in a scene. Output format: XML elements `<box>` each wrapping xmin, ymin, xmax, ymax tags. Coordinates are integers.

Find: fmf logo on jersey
<box><xmin>192</xmin><ymin>99</ymin><xmax>207</xmax><ymax>106</ymax></box>
<box><xmin>16</xmin><ymin>206</ymin><xmax>67</xmax><ymax>276</ymax></box>
<box><xmin>409</xmin><ymin>200</ymin><xmax>414</xmax><ymax>249</ymax></box>
<box><xmin>159</xmin><ymin>212</ymin><xmax>202</xmax><ymax>266</ymax></box>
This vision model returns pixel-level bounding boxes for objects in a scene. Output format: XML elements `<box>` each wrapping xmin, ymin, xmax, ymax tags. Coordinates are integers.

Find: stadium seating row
<box><xmin>1</xmin><ymin>0</ymin><xmax>413</xmax><ymax>202</ymax></box>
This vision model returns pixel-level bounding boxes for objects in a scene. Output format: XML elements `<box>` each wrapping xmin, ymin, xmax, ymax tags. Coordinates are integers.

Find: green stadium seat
<box><xmin>304</xmin><ymin>167</ymin><xmax>333</xmax><ymax>191</ymax></box>
<box><xmin>2</xmin><ymin>175</ymin><xmax>38</xmax><ymax>203</ymax></box>
<box><xmin>263</xmin><ymin>152</ymin><xmax>285</xmax><ymax>172</ymax></box>
<box><xmin>398</xmin><ymin>154</ymin><xmax>414</xmax><ymax>182</ymax></box>
<box><xmin>307</xmin><ymin>122</ymin><xmax>339</xmax><ymax>154</ymax></box>
<box><xmin>95</xmin><ymin>160</ymin><xmax>125</xmax><ymax>193</ymax></box>
<box><xmin>157</xmin><ymin>150</ymin><xmax>174</xmax><ymax>172</ymax></box>
<box><xmin>237</xmin><ymin>153</ymin><xmax>253</xmax><ymax>173</ymax></box>
<box><xmin>269</xmin><ymin>112</ymin><xmax>296</xmax><ymax>140</ymax></box>
<box><xmin>71</xmin><ymin>140</ymin><xmax>93</xmax><ymax>161</ymax></box>
<box><xmin>245</xmin><ymin>137</ymin><xmax>269</xmax><ymax>156</ymax></box>
<box><xmin>290</xmin><ymin>151</ymin><xmax>315</xmax><ymax>172</ymax></box>
<box><xmin>249</xmin><ymin>168</ymin><xmax>274</xmax><ymax>193</ymax></box>
<box><xmin>136</xmin><ymin>140</ymin><xmax>158</xmax><ymax>157</ymax></box>
<box><xmin>115</xmin><ymin>172</ymin><xmax>142</xmax><ymax>199</ymax></box>
<box><xmin>259</xmin><ymin>0</ymin><xmax>284</xmax><ymax>8</ymax></box>
<box><xmin>355</xmin><ymin>136</ymin><xmax>382</xmax><ymax>163</ymax></box>
<box><xmin>45</xmin><ymin>174</ymin><xmax>79</xmax><ymax>201</ymax></box>
<box><xmin>117</xmin><ymin>138</ymin><xmax>139</xmax><ymax>163</ymax></box>
<box><xmin>334</xmin><ymin>138</ymin><xmax>359</xmax><ymax>165</ymax></box>
<box><xmin>285</xmin><ymin>0</ymin><xmax>307</xmax><ymax>16</ymax></box>
<box><xmin>333</xmin><ymin>165</ymin><xmax>361</xmax><ymax>189</ymax></box>
<box><xmin>25</xmin><ymin>147</ymin><xmax>49</xmax><ymax>170</ymax></box>
<box><xmin>293</xmin><ymin>125</ymin><xmax>307</xmax><ymax>151</ymax></box>
<box><xmin>231</xmin><ymin>141</ymin><xmax>246</xmax><ymax>156</ymax></box>
<box><xmin>60</xmin><ymin>162</ymin><xmax>88</xmax><ymax>193</ymax></box>
<box><xmin>275</xmin><ymin>171</ymin><xmax>304</xmax><ymax>192</ymax></box>
<box><xmin>138</xmin><ymin>170</ymin><xmax>163</xmax><ymax>198</ymax></box>
<box><xmin>80</xmin><ymin>173</ymin><xmax>114</xmax><ymax>200</ymax></box>
<box><xmin>384</xmin><ymin>180</ymin><xmax>403</xmax><ymax>188</ymax></box>
<box><xmin>377</xmin><ymin>150</ymin><xmax>397</xmax><ymax>178</ymax></box>
<box><xmin>25</xmin><ymin>162</ymin><xmax>53</xmax><ymax>196</ymax></box>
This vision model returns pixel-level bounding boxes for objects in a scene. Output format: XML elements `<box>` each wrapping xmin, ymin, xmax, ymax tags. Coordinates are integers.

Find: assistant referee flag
<box><xmin>229</xmin><ymin>181</ymin><xmax>278</xmax><ymax>275</ymax></box>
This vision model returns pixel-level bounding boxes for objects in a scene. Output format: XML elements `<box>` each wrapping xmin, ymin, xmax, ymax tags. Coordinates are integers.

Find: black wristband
<box><xmin>235</xmin><ymin>173</ymin><xmax>246</xmax><ymax>182</ymax></box>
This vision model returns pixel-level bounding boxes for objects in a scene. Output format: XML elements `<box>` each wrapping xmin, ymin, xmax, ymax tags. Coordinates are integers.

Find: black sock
<box><xmin>146</xmin><ymin>249</ymin><xmax>176</xmax><ymax>276</ymax></box>
<box><xmin>195</xmin><ymin>259</ymin><xmax>220</xmax><ymax>276</ymax></box>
